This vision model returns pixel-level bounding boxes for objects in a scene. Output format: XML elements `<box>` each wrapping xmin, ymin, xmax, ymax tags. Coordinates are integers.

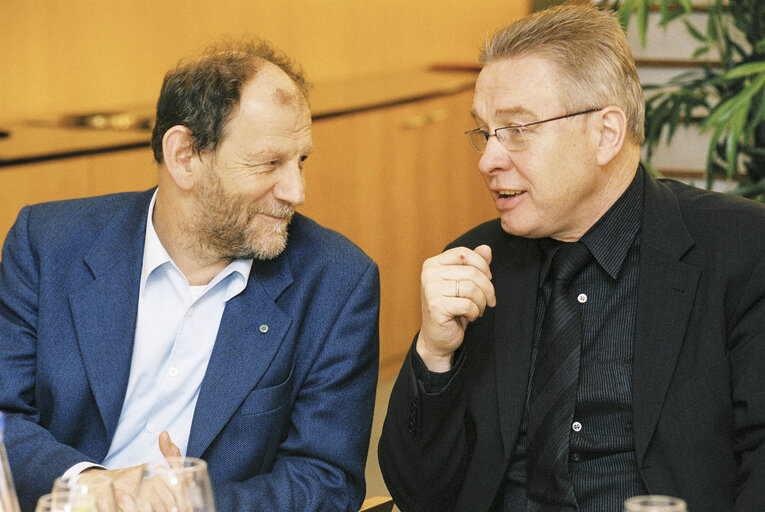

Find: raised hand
<box><xmin>417</xmin><ymin>244</ymin><xmax>495</xmax><ymax>372</ymax></box>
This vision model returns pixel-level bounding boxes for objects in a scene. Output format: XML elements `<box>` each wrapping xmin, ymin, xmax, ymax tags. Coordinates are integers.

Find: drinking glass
<box><xmin>34</xmin><ymin>494</ymin><xmax>53</xmax><ymax>512</ymax></box>
<box><xmin>137</xmin><ymin>457</ymin><xmax>215</xmax><ymax>512</ymax></box>
<box><xmin>624</xmin><ymin>495</ymin><xmax>687</xmax><ymax>512</ymax></box>
<box><xmin>51</xmin><ymin>473</ymin><xmax>118</xmax><ymax>512</ymax></box>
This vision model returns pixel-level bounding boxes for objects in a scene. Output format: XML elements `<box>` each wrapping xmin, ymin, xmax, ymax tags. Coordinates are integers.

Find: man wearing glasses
<box><xmin>379</xmin><ymin>5</ymin><xmax>765</xmax><ymax>511</ymax></box>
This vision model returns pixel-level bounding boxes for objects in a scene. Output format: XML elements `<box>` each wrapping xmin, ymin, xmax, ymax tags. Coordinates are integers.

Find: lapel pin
<box><xmin>259</xmin><ymin>324</ymin><xmax>269</xmax><ymax>334</ymax></box>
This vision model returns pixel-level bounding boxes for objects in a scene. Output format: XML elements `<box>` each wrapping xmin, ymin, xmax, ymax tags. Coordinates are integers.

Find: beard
<box><xmin>190</xmin><ymin>166</ymin><xmax>295</xmax><ymax>261</ymax></box>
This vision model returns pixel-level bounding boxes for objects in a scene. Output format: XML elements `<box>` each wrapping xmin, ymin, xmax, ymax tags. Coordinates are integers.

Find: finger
<box><xmin>112</xmin><ymin>466</ymin><xmax>143</xmax><ymax>512</ymax></box>
<box><xmin>473</xmin><ymin>244</ymin><xmax>492</xmax><ymax>266</ymax></box>
<box><xmin>150</xmin><ymin>475</ymin><xmax>176</xmax><ymax>512</ymax></box>
<box><xmin>425</xmin><ymin>267</ymin><xmax>495</xmax><ymax>309</ymax></box>
<box><xmin>142</xmin><ymin>481</ymin><xmax>167</xmax><ymax>512</ymax></box>
<box><xmin>116</xmin><ymin>489</ymin><xmax>138</xmax><ymax>512</ymax></box>
<box><xmin>440</xmin><ymin>296</ymin><xmax>482</xmax><ymax>323</ymax></box>
<box><xmin>158</xmin><ymin>433</ymin><xmax>195</xmax><ymax>511</ymax></box>
<box><xmin>426</xmin><ymin>247</ymin><xmax>492</xmax><ymax>278</ymax></box>
<box><xmin>164</xmin><ymin>469</ymin><xmax>193</xmax><ymax>512</ymax></box>
<box><xmin>426</xmin><ymin>280</ymin><xmax>488</xmax><ymax>316</ymax></box>
<box><xmin>159</xmin><ymin>432</ymin><xmax>182</xmax><ymax>462</ymax></box>
<box><xmin>473</xmin><ymin>245</ymin><xmax>496</xmax><ymax>307</ymax></box>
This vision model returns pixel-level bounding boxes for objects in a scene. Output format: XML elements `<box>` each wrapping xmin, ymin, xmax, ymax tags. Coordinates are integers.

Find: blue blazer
<box><xmin>0</xmin><ymin>189</ymin><xmax>380</xmax><ymax>511</ymax></box>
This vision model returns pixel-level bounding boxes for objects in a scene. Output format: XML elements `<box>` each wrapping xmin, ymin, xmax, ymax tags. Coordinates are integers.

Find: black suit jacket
<box><xmin>379</xmin><ymin>172</ymin><xmax>765</xmax><ymax>512</ymax></box>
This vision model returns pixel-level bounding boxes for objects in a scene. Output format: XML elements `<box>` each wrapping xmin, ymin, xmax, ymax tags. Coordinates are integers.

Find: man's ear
<box><xmin>596</xmin><ymin>106</ymin><xmax>627</xmax><ymax>166</ymax></box>
<box><xmin>162</xmin><ymin>125</ymin><xmax>197</xmax><ymax>191</ymax></box>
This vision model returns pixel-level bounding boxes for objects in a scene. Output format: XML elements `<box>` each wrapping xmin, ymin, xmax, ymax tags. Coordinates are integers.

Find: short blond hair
<box><xmin>481</xmin><ymin>4</ymin><xmax>644</xmax><ymax>144</ymax></box>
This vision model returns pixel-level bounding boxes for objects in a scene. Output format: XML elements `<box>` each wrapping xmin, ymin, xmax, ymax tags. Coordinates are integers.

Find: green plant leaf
<box><xmin>659</xmin><ymin>0</ymin><xmax>668</xmax><ymax>23</ymax></box>
<box><xmin>728</xmin><ymin>177</ymin><xmax>765</xmax><ymax>199</ymax></box>
<box><xmin>703</xmin><ymin>74</ymin><xmax>765</xmax><ymax>131</ymax></box>
<box><xmin>682</xmin><ymin>19</ymin><xmax>707</xmax><ymax>42</ymax></box>
<box><xmin>720</xmin><ymin>61</ymin><xmax>765</xmax><ymax>80</ymax></box>
<box><xmin>692</xmin><ymin>46</ymin><xmax>711</xmax><ymax>59</ymax></box>
<box><xmin>706</xmin><ymin>122</ymin><xmax>729</xmax><ymax>185</ymax></box>
<box><xmin>617</xmin><ymin>0</ymin><xmax>638</xmax><ymax>33</ymax></box>
<box><xmin>725</xmin><ymin>106</ymin><xmax>748</xmax><ymax>175</ymax></box>
<box><xmin>637</xmin><ymin>0</ymin><xmax>649</xmax><ymax>45</ymax></box>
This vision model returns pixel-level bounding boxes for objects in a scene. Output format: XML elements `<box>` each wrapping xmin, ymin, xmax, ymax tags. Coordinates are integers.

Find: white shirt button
<box><xmin>577</xmin><ymin>293</ymin><xmax>588</xmax><ymax>304</ymax></box>
<box><xmin>572</xmin><ymin>421</ymin><xmax>582</xmax><ymax>432</ymax></box>
<box><xmin>147</xmin><ymin>423</ymin><xmax>156</xmax><ymax>433</ymax></box>
<box><xmin>168</xmin><ymin>366</ymin><xmax>179</xmax><ymax>377</ymax></box>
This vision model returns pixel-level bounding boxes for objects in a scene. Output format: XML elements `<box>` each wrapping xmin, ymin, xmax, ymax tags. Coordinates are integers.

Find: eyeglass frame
<box><xmin>465</xmin><ymin>107</ymin><xmax>603</xmax><ymax>153</ymax></box>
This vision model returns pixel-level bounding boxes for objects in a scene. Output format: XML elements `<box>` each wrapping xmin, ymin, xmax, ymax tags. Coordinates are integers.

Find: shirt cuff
<box><xmin>411</xmin><ymin>344</ymin><xmax>465</xmax><ymax>394</ymax></box>
<box><xmin>61</xmin><ymin>461</ymin><xmax>106</xmax><ymax>481</ymax></box>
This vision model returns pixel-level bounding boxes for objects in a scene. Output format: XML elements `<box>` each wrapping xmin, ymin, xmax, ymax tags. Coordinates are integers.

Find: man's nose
<box><xmin>478</xmin><ymin>136</ymin><xmax>512</xmax><ymax>176</ymax></box>
<box><xmin>274</xmin><ymin>161</ymin><xmax>306</xmax><ymax>207</ymax></box>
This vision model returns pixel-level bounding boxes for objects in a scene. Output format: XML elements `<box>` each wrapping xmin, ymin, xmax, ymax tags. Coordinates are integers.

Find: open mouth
<box><xmin>497</xmin><ymin>190</ymin><xmax>524</xmax><ymax>198</ymax></box>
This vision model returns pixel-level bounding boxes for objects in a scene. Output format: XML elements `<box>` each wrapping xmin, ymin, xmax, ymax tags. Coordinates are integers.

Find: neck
<box><xmin>555</xmin><ymin>145</ymin><xmax>641</xmax><ymax>242</ymax></box>
<box><xmin>152</xmin><ymin>185</ymin><xmax>232</xmax><ymax>286</ymax></box>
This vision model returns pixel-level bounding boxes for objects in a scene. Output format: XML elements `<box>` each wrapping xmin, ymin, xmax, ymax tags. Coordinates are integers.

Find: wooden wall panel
<box><xmin>304</xmin><ymin>90</ymin><xmax>497</xmax><ymax>376</ymax></box>
<box><xmin>0</xmin><ymin>0</ymin><xmax>530</xmax><ymax>122</ymax></box>
<box><xmin>0</xmin><ymin>148</ymin><xmax>157</xmax><ymax>242</ymax></box>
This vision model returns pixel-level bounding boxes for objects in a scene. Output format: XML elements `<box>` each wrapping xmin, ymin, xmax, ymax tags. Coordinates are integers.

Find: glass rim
<box><xmin>142</xmin><ymin>455</ymin><xmax>209</xmax><ymax>475</ymax></box>
<box><xmin>623</xmin><ymin>494</ymin><xmax>687</xmax><ymax>511</ymax></box>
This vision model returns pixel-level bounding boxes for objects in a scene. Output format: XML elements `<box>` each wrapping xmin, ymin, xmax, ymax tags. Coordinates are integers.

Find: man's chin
<box><xmin>239</xmin><ymin>232</ymin><xmax>289</xmax><ymax>261</ymax></box>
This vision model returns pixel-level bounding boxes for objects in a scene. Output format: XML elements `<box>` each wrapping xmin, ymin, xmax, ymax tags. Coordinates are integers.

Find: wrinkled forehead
<box><xmin>236</xmin><ymin>65</ymin><xmax>310</xmax><ymax>123</ymax></box>
<box><xmin>249</xmin><ymin>61</ymin><xmax>308</xmax><ymax>109</ymax></box>
<box><xmin>473</xmin><ymin>55</ymin><xmax>566</xmax><ymax>120</ymax></box>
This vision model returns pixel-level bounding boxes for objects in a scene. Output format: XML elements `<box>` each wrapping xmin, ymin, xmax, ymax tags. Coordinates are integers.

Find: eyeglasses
<box><xmin>465</xmin><ymin>108</ymin><xmax>602</xmax><ymax>153</ymax></box>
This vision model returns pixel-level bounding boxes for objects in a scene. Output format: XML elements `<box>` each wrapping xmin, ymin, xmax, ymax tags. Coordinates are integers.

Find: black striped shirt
<box><xmin>503</xmin><ymin>167</ymin><xmax>647</xmax><ymax>511</ymax></box>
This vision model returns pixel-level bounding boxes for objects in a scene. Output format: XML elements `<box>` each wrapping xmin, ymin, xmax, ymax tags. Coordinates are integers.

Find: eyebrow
<box><xmin>245</xmin><ymin>145</ymin><xmax>313</xmax><ymax>162</ymax></box>
<box><xmin>471</xmin><ymin>106</ymin><xmax>537</xmax><ymax>125</ymax></box>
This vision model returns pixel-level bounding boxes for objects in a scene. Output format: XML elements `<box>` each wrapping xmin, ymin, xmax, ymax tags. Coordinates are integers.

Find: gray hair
<box><xmin>481</xmin><ymin>4</ymin><xmax>644</xmax><ymax>144</ymax></box>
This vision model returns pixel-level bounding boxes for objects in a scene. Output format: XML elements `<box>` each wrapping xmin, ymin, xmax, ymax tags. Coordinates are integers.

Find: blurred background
<box><xmin>0</xmin><ymin>0</ymin><xmax>531</xmax><ymax>121</ymax></box>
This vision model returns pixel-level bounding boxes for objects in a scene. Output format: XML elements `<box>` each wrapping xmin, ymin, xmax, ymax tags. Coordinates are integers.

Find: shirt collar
<box><xmin>580</xmin><ymin>165</ymin><xmax>644</xmax><ymax>279</ymax></box>
<box><xmin>141</xmin><ymin>190</ymin><xmax>253</xmax><ymax>301</ymax></box>
<box><xmin>538</xmin><ymin>165</ymin><xmax>645</xmax><ymax>284</ymax></box>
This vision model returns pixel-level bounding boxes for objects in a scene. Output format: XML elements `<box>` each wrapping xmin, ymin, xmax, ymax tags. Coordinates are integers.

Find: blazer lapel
<box><xmin>186</xmin><ymin>255</ymin><xmax>294</xmax><ymax>457</ymax></box>
<box><xmin>493</xmin><ymin>236</ymin><xmax>541</xmax><ymax>461</ymax></box>
<box><xmin>632</xmin><ymin>175</ymin><xmax>700</xmax><ymax>464</ymax></box>
<box><xmin>68</xmin><ymin>192</ymin><xmax>152</xmax><ymax>442</ymax></box>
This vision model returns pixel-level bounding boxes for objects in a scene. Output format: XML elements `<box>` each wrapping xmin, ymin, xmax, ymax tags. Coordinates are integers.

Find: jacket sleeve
<box><xmin>378</xmin><ymin>340</ymin><xmax>473</xmax><ymax>512</ymax></box>
<box><xmin>731</xmin><ymin>255</ymin><xmax>765</xmax><ymax>509</ymax></box>
<box><xmin>212</xmin><ymin>260</ymin><xmax>381</xmax><ymax>512</ymax></box>
<box><xmin>0</xmin><ymin>207</ymin><xmax>99</xmax><ymax>511</ymax></box>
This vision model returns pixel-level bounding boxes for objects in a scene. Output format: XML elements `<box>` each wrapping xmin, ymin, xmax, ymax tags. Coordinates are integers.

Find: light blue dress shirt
<box><xmin>97</xmin><ymin>191</ymin><xmax>252</xmax><ymax>468</ymax></box>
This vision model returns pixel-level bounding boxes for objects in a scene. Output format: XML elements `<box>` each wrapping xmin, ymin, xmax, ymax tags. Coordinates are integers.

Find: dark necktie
<box><xmin>526</xmin><ymin>241</ymin><xmax>592</xmax><ymax>511</ymax></box>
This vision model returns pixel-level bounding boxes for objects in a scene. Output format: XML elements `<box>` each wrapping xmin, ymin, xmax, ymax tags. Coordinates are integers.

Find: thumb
<box><xmin>159</xmin><ymin>431</ymin><xmax>182</xmax><ymax>466</ymax></box>
<box><xmin>474</xmin><ymin>244</ymin><xmax>492</xmax><ymax>266</ymax></box>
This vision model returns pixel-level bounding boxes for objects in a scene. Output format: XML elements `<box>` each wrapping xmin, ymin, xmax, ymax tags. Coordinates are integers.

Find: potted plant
<box><xmin>608</xmin><ymin>0</ymin><xmax>765</xmax><ymax>201</ymax></box>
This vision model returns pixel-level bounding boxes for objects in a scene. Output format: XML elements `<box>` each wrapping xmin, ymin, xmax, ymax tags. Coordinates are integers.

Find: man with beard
<box><xmin>0</xmin><ymin>40</ymin><xmax>380</xmax><ymax>512</ymax></box>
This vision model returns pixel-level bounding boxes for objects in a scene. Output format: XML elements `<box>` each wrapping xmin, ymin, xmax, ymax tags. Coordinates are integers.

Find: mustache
<box><xmin>251</xmin><ymin>200</ymin><xmax>295</xmax><ymax>219</ymax></box>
